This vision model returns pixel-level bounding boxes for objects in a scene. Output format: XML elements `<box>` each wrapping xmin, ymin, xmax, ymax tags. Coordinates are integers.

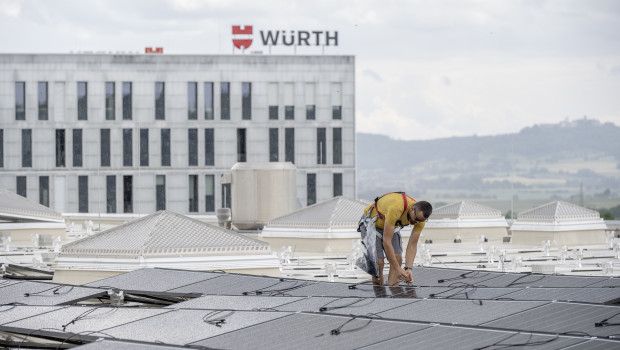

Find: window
<box><xmin>205</xmin><ymin>128</ymin><xmax>214</xmax><ymax>166</ymax></box>
<box><xmin>269</xmin><ymin>106</ymin><xmax>278</xmax><ymax>120</ymax></box>
<box><xmin>106</xmin><ymin>175</ymin><xmax>116</xmax><ymax>213</ymax></box>
<box><xmin>123</xmin><ymin>175</ymin><xmax>133</xmax><ymax>213</ymax></box>
<box><xmin>140</xmin><ymin>129</ymin><xmax>149</xmax><ymax>167</ymax></box>
<box><xmin>161</xmin><ymin>129</ymin><xmax>171</xmax><ymax>166</ymax></box>
<box><xmin>237</xmin><ymin>128</ymin><xmax>246</xmax><ymax>162</ymax></box>
<box><xmin>77</xmin><ymin>82</ymin><xmax>87</xmax><ymax>120</ymax></box>
<box><xmin>156</xmin><ymin>175</ymin><xmax>166</xmax><ymax>211</ymax></box>
<box><xmin>333</xmin><ymin>173</ymin><xmax>343</xmax><ymax>197</ymax></box>
<box><xmin>56</xmin><ymin>129</ymin><xmax>66</xmax><ymax>167</ymax></box>
<box><xmin>285</xmin><ymin>128</ymin><xmax>295</xmax><ymax>164</ymax></box>
<box><xmin>205</xmin><ymin>175</ymin><xmax>215</xmax><ymax>212</ymax></box>
<box><xmin>22</xmin><ymin>129</ymin><xmax>32</xmax><ymax>168</ymax></box>
<box><xmin>317</xmin><ymin>128</ymin><xmax>326</xmax><ymax>165</ymax></box>
<box><xmin>188</xmin><ymin>82</ymin><xmax>197</xmax><ymax>120</ymax></box>
<box><xmin>0</xmin><ymin>129</ymin><xmax>3</xmax><ymax>168</ymax></box>
<box><xmin>17</xmin><ymin>176</ymin><xmax>27</xmax><ymax>197</ymax></box>
<box><xmin>242</xmin><ymin>82</ymin><xmax>252</xmax><ymax>120</ymax></box>
<box><xmin>332</xmin><ymin>105</ymin><xmax>342</xmax><ymax>120</ymax></box>
<box><xmin>220</xmin><ymin>82</ymin><xmax>230</xmax><ymax>120</ymax></box>
<box><xmin>122</xmin><ymin>82</ymin><xmax>132</xmax><ymax>120</ymax></box>
<box><xmin>285</xmin><ymin>106</ymin><xmax>294</xmax><ymax>120</ymax></box>
<box><xmin>105</xmin><ymin>82</ymin><xmax>115</xmax><ymax>120</ymax></box>
<box><xmin>73</xmin><ymin>129</ymin><xmax>82</xmax><ymax>167</ymax></box>
<box><xmin>188</xmin><ymin>128</ymin><xmax>198</xmax><ymax>166</ymax></box>
<box><xmin>38</xmin><ymin>82</ymin><xmax>48</xmax><ymax>120</ymax></box>
<box><xmin>222</xmin><ymin>183</ymin><xmax>231</xmax><ymax>209</ymax></box>
<box><xmin>306</xmin><ymin>105</ymin><xmax>315</xmax><ymax>120</ymax></box>
<box><xmin>189</xmin><ymin>175</ymin><xmax>198</xmax><ymax>212</ymax></box>
<box><xmin>307</xmin><ymin>173</ymin><xmax>316</xmax><ymax>206</ymax></box>
<box><xmin>204</xmin><ymin>82</ymin><xmax>214</xmax><ymax>120</ymax></box>
<box><xmin>269</xmin><ymin>128</ymin><xmax>278</xmax><ymax>162</ymax></box>
<box><xmin>333</xmin><ymin>127</ymin><xmax>342</xmax><ymax>165</ymax></box>
<box><xmin>155</xmin><ymin>82</ymin><xmax>165</xmax><ymax>120</ymax></box>
<box><xmin>39</xmin><ymin>176</ymin><xmax>49</xmax><ymax>207</ymax></box>
<box><xmin>101</xmin><ymin>129</ymin><xmax>110</xmax><ymax>167</ymax></box>
<box><xmin>78</xmin><ymin>176</ymin><xmax>88</xmax><ymax>213</ymax></box>
<box><xmin>15</xmin><ymin>82</ymin><xmax>25</xmax><ymax>120</ymax></box>
<box><xmin>123</xmin><ymin>129</ymin><xmax>132</xmax><ymax>167</ymax></box>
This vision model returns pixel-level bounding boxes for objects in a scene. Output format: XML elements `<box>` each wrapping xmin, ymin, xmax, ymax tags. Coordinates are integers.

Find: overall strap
<box><xmin>373</xmin><ymin>192</ymin><xmax>409</xmax><ymax>221</ymax></box>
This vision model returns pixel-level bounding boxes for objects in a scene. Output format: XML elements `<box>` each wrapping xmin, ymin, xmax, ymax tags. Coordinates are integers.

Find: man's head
<box><xmin>408</xmin><ymin>201</ymin><xmax>433</xmax><ymax>224</ymax></box>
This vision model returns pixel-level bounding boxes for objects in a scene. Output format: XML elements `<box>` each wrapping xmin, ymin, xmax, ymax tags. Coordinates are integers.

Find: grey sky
<box><xmin>1</xmin><ymin>0</ymin><xmax>618</xmax><ymax>140</ymax></box>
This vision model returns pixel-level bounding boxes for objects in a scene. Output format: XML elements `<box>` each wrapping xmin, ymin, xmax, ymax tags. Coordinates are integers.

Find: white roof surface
<box><xmin>61</xmin><ymin>210</ymin><xmax>271</xmax><ymax>257</ymax></box>
<box><xmin>431</xmin><ymin>201</ymin><xmax>503</xmax><ymax>219</ymax></box>
<box><xmin>517</xmin><ymin>201</ymin><xmax>601</xmax><ymax>222</ymax></box>
<box><xmin>0</xmin><ymin>188</ymin><xmax>64</xmax><ymax>222</ymax></box>
<box><xmin>265</xmin><ymin>196</ymin><xmax>370</xmax><ymax>229</ymax></box>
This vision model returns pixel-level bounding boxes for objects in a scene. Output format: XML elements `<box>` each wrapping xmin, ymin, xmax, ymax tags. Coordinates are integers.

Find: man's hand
<box><xmin>404</xmin><ymin>270</ymin><xmax>413</xmax><ymax>284</ymax></box>
<box><xmin>397</xmin><ymin>267</ymin><xmax>410</xmax><ymax>283</ymax></box>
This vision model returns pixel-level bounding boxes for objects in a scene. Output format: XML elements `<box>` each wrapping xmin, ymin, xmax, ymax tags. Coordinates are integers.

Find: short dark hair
<box><xmin>414</xmin><ymin>201</ymin><xmax>433</xmax><ymax>219</ymax></box>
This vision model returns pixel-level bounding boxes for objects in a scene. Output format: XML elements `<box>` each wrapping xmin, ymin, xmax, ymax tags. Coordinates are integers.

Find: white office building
<box><xmin>0</xmin><ymin>53</ymin><xmax>355</xmax><ymax>216</ymax></box>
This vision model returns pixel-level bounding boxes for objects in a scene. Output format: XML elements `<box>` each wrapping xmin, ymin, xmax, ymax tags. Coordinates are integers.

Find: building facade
<box><xmin>0</xmin><ymin>54</ymin><xmax>355</xmax><ymax>215</ymax></box>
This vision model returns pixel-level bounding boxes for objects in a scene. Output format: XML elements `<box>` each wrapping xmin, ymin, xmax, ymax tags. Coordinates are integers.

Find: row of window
<box><xmin>4</xmin><ymin>127</ymin><xmax>342</xmax><ymax>168</ymax></box>
<box><xmin>15</xmin><ymin>172</ymin><xmax>343</xmax><ymax>213</ymax></box>
<box><xmin>14</xmin><ymin>82</ymin><xmax>343</xmax><ymax>121</ymax></box>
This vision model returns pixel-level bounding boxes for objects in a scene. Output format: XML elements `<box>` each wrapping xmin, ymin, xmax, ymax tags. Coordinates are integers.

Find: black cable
<box><xmin>429</xmin><ymin>282</ymin><xmax>479</xmax><ymax>300</ymax></box>
<box><xmin>319</xmin><ymin>297</ymin><xmax>375</xmax><ymax>312</ymax></box>
<box><xmin>347</xmin><ymin>280</ymin><xmax>373</xmax><ymax>290</ymax></box>
<box><xmin>242</xmin><ymin>279</ymin><xmax>316</xmax><ymax>297</ymax></box>
<box><xmin>24</xmin><ymin>285</ymin><xmax>74</xmax><ymax>297</ymax></box>
<box><xmin>202</xmin><ymin>310</ymin><xmax>235</xmax><ymax>327</ymax></box>
<box><xmin>474</xmin><ymin>332</ymin><xmax>559</xmax><ymax>350</ymax></box>
<box><xmin>595</xmin><ymin>310</ymin><xmax>620</xmax><ymax>327</ymax></box>
<box><xmin>61</xmin><ymin>308</ymin><xmax>117</xmax><ymax>332</ymax></box>
<box><xmin>17</xmin><ymin>327</ymin><xmax>64</xmax><ymax>349</ymax></box>
<box><xmin>327</xmin><ymin>315</ymin><xmax>373</xmax><ymax>336</ymax></box>
<box><xmin>437</xmin><ymin>271</ymin><xmax>488</xmax><ymax>284</ymax></box>
<box><xmin>506</xmin><ymin>273</ymin><xmax>546</xmax><ymax>287</ymax></box>
<box><xmin>56</xmin><ymin>330</ymin><xmax>119</xmax><ymax>349</ymax></box>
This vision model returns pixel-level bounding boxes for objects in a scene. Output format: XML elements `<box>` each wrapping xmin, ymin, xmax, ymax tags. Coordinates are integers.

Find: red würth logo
<box><xmin>232</xmin><ymin>25</ymin><xmax>253</xmax><ymax>50</ymax></box>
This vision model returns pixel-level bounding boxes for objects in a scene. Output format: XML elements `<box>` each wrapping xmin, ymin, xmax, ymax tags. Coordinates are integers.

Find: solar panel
<box><xmin>85</xmin><ymin>268</ymin><xmax>222</xmax><ymax>292</ymax></box>
<box><xmin>102</xmin><ymin>309</ymin><xmax>292</xmax><ymax>345</ymax></box>
<box><xmin>167</xmin><ymin>274</ymin><xmax>294</xmax><ymax>295</ymax></box>
<box><xmin>0</xmin><ymin>305</ymin><xmax>65</xmax><ymax>325</ymax></box>
<box><xmin>474</xmin><ymin>273</ymin><xmax>608</xmax><ymax>288</ymax></box>
<box><xmin>192</xmin><ymin>312</ymin><xmax>430</xmax><ymax>350</ymax></box>
<box><xmin>498</xmin><ymin>287</ymin><xmax>620</xmax><ymax>304</ymax></box>
<box><xmin>279</xmin><ymin>296</ymin><xmax>418</xmax><ymax>315</ymax></box>
<box><xmin>411</xmin><ymin>286</ymin><xmax>519</xmax><ymax>300</ymax></box>
<box><xmin>74</xmin><ymin>339</ymin><xmax>187</xmax><ymax>349</ymax></box>
<box><xmin>0</xmin><ymin>278</ymin><xmax>23</xmax><ymax>289</ymax></box>
<box><xmin>365</xmin><ymin>324</ymin><xmax>587</xmax><ymax>350</ymax></box>
<box><xmin>378</xmin><ymin>299</ymin><xmax>549</xmax><ymax>325</ymax></box>
<box><xmin>482</xmin><ymin>302</ymin><xmax>620</xmax><ymax>338</ymax></box>
<box><xmin>0</xmin><ymin>281</ymin><xmax>106</xmax><ymax>306</ymax></box>
<box><xmin>410</xmin><ymin>267</ymin><xmax>609</xmax><ymax>288</ymax></box>
<box><xmin>561</xmin><ymin>338</ymin><xmax>620</xmax><ymax>349</ymax></box>
<box><xmin>4</xmin><ymin>306</ymin><xmax>170</xmax><ymax>335</ymax></box>
<box><xmin>285</xmin><ymin>281</ymin><xmax>390</xmax><ymax>298</ymax></box>
<box><xmin>587</xmin><ymin>277</ymin><xmax>620</xmax><ymax>288</ymax></box>
<box><xmin>169</xmin><ymin>295</ymin><xmax>304</xmax><ymax>310</ymax></box>
<box><xmin>411</xmin><ymin>267</ymin><xmax>502</xmax><ymax>286</ymax></box>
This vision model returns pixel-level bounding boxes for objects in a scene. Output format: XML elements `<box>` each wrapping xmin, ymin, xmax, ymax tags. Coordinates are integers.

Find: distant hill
<box><xmin>356</xmin><ymin>118</ymin><xmax>620</xmax><ymax>209</ymax></box>
<box><xmin>358</xmin><ymin>118</ymin><xmax>620</xmax><ymax>169</ymax></box>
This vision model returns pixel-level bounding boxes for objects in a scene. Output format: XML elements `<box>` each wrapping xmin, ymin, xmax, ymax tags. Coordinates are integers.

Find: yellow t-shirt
<box><xmin>364</xmin><ymin>192</ymin><xmax>425</xmax><ymax>234</ymax></box>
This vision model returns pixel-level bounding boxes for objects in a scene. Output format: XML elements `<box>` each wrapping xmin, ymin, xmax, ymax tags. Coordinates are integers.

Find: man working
<box><xmin>359</xmin><ymin>192</ymin><xmax>432</xmax><ymax>285</ymax></box>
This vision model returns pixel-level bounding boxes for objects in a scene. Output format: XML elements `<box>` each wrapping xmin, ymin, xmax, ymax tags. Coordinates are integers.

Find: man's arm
<box><xmin>404</xmin><ymin>226</ymin><xmax>422</xmax><ymax>283</ymax></box>
<box><xmin>382</xmin><ymin>223</ymin><xmax>409</xmax><ymax>283</ymax></box>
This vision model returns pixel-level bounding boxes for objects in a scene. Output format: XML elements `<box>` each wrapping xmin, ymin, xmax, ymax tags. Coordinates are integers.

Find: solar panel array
<box><xmin>1</xmin><ymin>266</ymin><xmax>618</xmax><ymax>349</ymax></box>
